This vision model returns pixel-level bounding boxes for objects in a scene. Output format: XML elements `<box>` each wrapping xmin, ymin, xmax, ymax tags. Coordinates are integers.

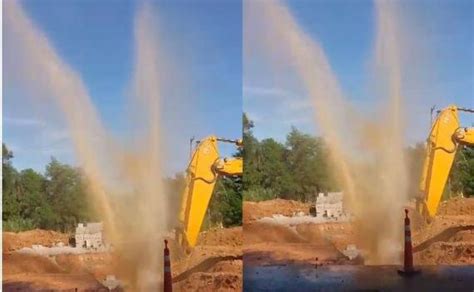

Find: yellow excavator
<box><xmin>177</xmin><ymin>135</ymin><xmax>242</xmax><ymax>251</ymax></box>
<box><xmin>417</xmin><ymin>105</ymin><xmax>474</xmax><ymax>219</ymax></box>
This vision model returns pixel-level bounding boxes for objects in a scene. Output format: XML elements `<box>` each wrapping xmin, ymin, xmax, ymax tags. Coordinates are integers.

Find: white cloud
<box><xmin>4</xmin><ymin>116</ymin><xmax>74</xmax><ymax>169</ymax></box>
<box><xmin>38</xmin><ymin>127</ymin><xmax>73</xmax><ymax>157</ymax></box>
<box><xmin>243</xmin><ymin>84</ymin><xmax>316</xmax><ymax>140</ymax></box>
<box><xmin>43</xmin><ymin>128</ymin><xmax>70</xmax><ymax>143</ymax></box>
<box><xmin>285</xmin><ymin>115</ymin><xmax>312</xmax><ymax>125</ymax></box>
<box><xmin>4</xmin><ymin>116</ymin><xmax>46</xmax><ymax>127</ymax></box>
<box><xmin>243</xmin><ymin>84</ymin><xmax>309</xmax><ymax>107</ymax></box>
<box><xmin>243</xmin><ymin>85</ymin><xmax>289</xmax><ymax>98</ymax></box>
<box><xmin>287</xmin><ymin>98</ymin><xmax>312</xmax><ymax>110</ymax></box>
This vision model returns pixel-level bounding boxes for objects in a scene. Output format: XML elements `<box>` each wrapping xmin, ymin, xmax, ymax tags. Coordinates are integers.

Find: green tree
<box><xmin>258</xmin><ymin>138</ymin><xmax>294</xmax><ymax>197</ymax></box>
<box><xmin>17</xmin><ymin>168</ymin><xmax>57</xmax><ymax>229</ymax></box>
<box><xmin>242</xmin><ymin>113</ymin><xmax>279</xmax><ymax>201</ymax></box>
<box><xmin>209</xmin><ymin>176</ymin><xmax>242</xmax><ymax>227</ymax></box>
<box><xmin>242</xmin><ymin>118</ymin><xmax>339</xmax><ymax>202</ymax></box>
<box><xmin>44</xmin><ymin>158</ymin><xmax>91</xmax><ymax>231</ymax></box>
<box><xmin>242</xmin><ymin>113</ymin><xmax>261</xmax><ymax>191</ymax></box>
<box><xmin>404</xmin><ymin>143</ymin><xmax>474</xmax><ymax>199</ymax></box>
<box><xmin>450</xmin><ymin>146</ymin><xmax>474</xmax><ymax>197</ymax></box>
<box><xmin>2</xmin><ymin>144</ymin><xmax>22</xmax><ymax>227</ymax></box>
<box><xmin>286</xmin><ymin>127</ymin><xmax>336</xmax><ymax>201</ymax></box>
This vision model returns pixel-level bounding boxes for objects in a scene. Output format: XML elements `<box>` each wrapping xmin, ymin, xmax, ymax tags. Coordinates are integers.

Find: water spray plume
<box><xmin>3</xmin><ymin>0</ymin><xmax>119</xmax><ymax>240</ymax></box>
<box><xmin>245</xmin><ymin>0</ymin><xmax>410</xmax><ymax>263</ymax></box>
<box><xmin>5</xmin><ymin>1</ymin><xmax>169</xmax><ymax>289</ymax></box>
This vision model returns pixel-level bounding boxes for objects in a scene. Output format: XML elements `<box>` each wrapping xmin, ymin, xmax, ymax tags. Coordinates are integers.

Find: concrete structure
<box><xmin>75</xmin><ymin>222</ymin><xmax>104</xmax><ymax>249</ymax></box>
<box><xmin>102</xmin><ymin>275</ymin><xmax>121</xmax><ymax>290</ymax></box>
<box><xmin>342</xmin><ymin>244</ymin><xmax>360</xmax><ymax>260</ymax></box>
<box><xmin>315</xmin><ymin>192</ymin><xmax>344</xmax><ymax>218</ymax></box>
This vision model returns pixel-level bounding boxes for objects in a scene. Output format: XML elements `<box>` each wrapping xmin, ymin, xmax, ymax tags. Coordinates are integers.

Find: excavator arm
<box><xmin>177</xmin><ymin>135</ymin><xmax>242</xmax><ymax>250</ymax></box>
<box><xmin>418</xmin><ymin>105</ymin><xmax>474</xmax><ymax>218</ymax></box>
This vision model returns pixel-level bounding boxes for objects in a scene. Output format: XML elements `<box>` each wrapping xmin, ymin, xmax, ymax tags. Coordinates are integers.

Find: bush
<box><xmin>243</xmin><ymin>187</ymin><xmax>277</xmax><ymax>202</ymax></box>
<box><xmin>3</xmin><ymin>217</ymin><xmax>35</xmax><ymax>232</ymax></box>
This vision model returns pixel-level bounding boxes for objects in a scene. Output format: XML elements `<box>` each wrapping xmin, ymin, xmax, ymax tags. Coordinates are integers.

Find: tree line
<box><xmin>242</xmin><ymin>114</ymin><xmax>338</xmax><ymax>202</ymax></box>
<box><xmin>242</xmin><ymin>113</ymin><xmax>474</xmax><ymax>202</ymax></box>
<box><xmin>3</xmin><ymin>116</ymin><xmax>472</xmax><ymax>231</ymax></box>
<box><xmin>3</xmin><ymin>144</ymin><xmax>95</xmax><ymax>232</ymax></box>
<box><xmin>2</xmin><ymin>142</ymin><xmax>242</xmax><ymax>233</ymax></box>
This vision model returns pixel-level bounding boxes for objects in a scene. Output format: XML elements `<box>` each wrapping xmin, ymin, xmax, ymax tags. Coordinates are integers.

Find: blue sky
<box><xmin>4</xmin><ymin>0</ymin><xmax>474</xmax><ymax>173</ymax></box>
<box><xmin>3</xmin><ymin>0</ymin><xmax>242</xmax><ymax>174</ymax></box>
<box><xmin>244</xmin><ymin>0</ymin><xmax>473</xmax><ymax>143</ymax></box>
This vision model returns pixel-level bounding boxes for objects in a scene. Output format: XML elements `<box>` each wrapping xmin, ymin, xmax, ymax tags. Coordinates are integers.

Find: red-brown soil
<box><xmin>3</xmin><ymin>227</ymin><xmax>242</xmax><ymax>291</ymax></box>
<box><xmin>243</xmin><ymin>199</ymin><xmax>312</xmax><ymax>224</ymax></box>
<box><xmin>243</xmin><ymin>197</ymin><xmax>474</xmax><ymax>267</ymax></box>
<box><xmin>3</xmin><ymin>229</ymin><xmax>69</xmax><ymax>253</ymax></box>
<box><xmin>412</xmin><ymin>197</ymin><xmax>474</xmax><ymax>265</ymax></box>
<box><xmin>173</xmin><ymin>227</ymin><xmax>242</xmax><ymax>291</ymax></box>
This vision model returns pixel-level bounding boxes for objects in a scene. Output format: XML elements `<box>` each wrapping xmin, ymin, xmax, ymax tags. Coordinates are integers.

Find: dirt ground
<box><xmin>3</xmin><ymin>227</ymin><xmax>242</xmax><ymax>291</ymax></box>
<box><xmin>3</xmin><ymin>229</ymin><xmax>69</xmax><ymax>253</ymax></box>
<box><xmin>3</xmin><ymin>245</ymin><xmax>111</xmax><ymax>290</ymax></box>
<box><xmin>3</xmin><ymin>197</ymin><xmax>472</xmax><ymax>291</ymax></box>
<box><xmin>243</xmin><ymin>197</ymin><xmax>474</xmax><ymax>267</ymax></box>
<box><xmin>172</xmin><ymin>227</ymin><xmax>242</xmax><ymax>291</ymax></box>
<box><xmin>243</xmin><ymin>199</ymin><xmax>358</xmax><ymax>266</ymax></box>
<box><xmin>243</xmin><ymin>199</ymin><xmax>311</xmax><ymax>224</ymax></box>
<box><xmin>411</xmin><ymin>197</ymin><xmax>474</xmax><ymax>265</ymax></box>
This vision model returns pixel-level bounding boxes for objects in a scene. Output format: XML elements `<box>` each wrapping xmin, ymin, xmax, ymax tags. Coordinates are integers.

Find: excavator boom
<box><xmin>419</xmin><ymin>105</ymin><xmax>474</xmax><ymax>218</ymax></box>
<box><xmin>178</xmin><ymin>135</ymin><xmax>242</xmax><ymax>249</ymax></box>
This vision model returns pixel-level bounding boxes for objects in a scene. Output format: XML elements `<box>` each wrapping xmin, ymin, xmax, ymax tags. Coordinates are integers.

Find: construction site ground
<box><xmin>243</xmin><ymin>197</ymin><xmax>474</xmax><ymax>290</ymax></box>
<box><xmin>3</xmin><ymin>227</ymin><xmax>242</xmax><ymax>291</ymax></box>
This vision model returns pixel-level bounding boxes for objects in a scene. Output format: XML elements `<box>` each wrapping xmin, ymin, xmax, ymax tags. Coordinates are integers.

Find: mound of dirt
<box><xmin>4</xmin><ymin>250</ymin><xmax>115</xmax><ymax>277</ymax></box>
<box><xmin>4</xmin><ymin>226</ymin><xmax>242</xmax><ymax>291</ymax></box>
<box><xmin>412</xmin><ymin>197</ymin><xmax>474</xmax><ymax>265</ymax></box>
<box><xmin>437</xmin><ymin>197</ymin><xmax>474</xmax><ymax>216</ymax></box>
<box><xmin>3</xmin><ymin>229</ymin><xmax>69</xmax><ymax>253</ymax></box>
<box><xmin>414</xmin><ymin>242</ymin><xmax>473</xmax><ymax>265</ymax></box>
<box><xmin>174</xmin><ymin>272</ymin><xmax>241</xmax><ymax>292</ymax></box>
<box><xmin>244</xmin><ymin>222</ymin><xmax>304</xmax><ymax>244</ymax></box>
<box><xmin>450</xmin><ymin>230</ymin><xmax>474</xmax><ymax>242</ymax></box>
<box><xmin>3</xmin><ymin>273</ymin><xmax>104</xmax><ymax>291</ymax></box>
<box><xmin>55</xmin><ymin>253</ymin><xmax>115</xmax><ymax>279</ymax></box>
<box><xmin>207</xmin><ymin>259</ymin><xmax>242</xmax><ymax>273</ymax></box>
<box><xmin>243</xmin><ymin>198</ymin><xmax>358</xmax><ymax>266</ymax></box>
<box><xmin>244</xmin><ymin>221</ymin><xmax>352</xmax><ymax>266</ymax></box>
<box><xmin>243</xmin><ymin>199</ymin><xmax>311</xmax><ymax>223</ymax></box>
<box><xmin>3</xmin><ymin>253</ymin><xmax>63</xmax><ymax>275</ymax></box>
<box><xmin>243</xmin><ymin>197</ymin><xmax>474</xmax><ymax>268</ymax></box>
<box><xmin>198</xmin><ymin>227</ymin><xmax>242</xmax><ymax>247</ymax></box>
<box><xmin>172</xmin><ymin>226</ymin><xmax>242</xmax><ymax>291</ymax></box>
<box><xmin>412</xmin><ymin>216</ymin><xmax>474</xmax><ymax>246</ymax></box>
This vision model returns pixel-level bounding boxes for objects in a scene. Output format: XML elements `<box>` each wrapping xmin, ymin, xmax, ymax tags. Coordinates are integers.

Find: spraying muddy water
<box><xmin>5</xmin><ymin>1</ymin><xmax>168</xmax><ymax>289</ymax></box>
<box><xmin>245</xmin><ymin>0</ymin><xmax>410</xmax><ymax>264</ymax></box>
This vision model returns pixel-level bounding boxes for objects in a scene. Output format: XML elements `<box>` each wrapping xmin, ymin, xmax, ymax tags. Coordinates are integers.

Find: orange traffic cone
<box><xmin>164</xmin><ymin>240</ymin><xmax>173</xmax><ymax>292</ymax></box>
<box><xmin>398</xmin><ymin>209</ymin><xmax>420</xmax><ymax>276</ymax></box>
